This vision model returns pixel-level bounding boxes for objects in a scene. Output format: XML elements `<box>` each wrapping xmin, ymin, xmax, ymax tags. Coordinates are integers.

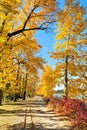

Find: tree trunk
<box><xmin>13</xmin><ymin>93</ymin><xmax>17</xmax><ymax>102</ymax></box>
<box><xmin>22</xmin><ymin>74</ymin><xmax>27</xmax><ymax>100</ymax></box>
<box><xmin>22</xmin><ymin>90</ymin><xmax>26</xmax><ymax>100</ymax></box>
<box><xmin>0</xmin><ymin>99</ymin><xmax>2</xmax><ymax>105</ymax></box>
<box><xmin>0</xmin><ymin>89</ymin><xmax>3</xmax><ymax>105</ymax></box>
<box><xmin>65</xmin><ymin>55</ymin><xmax>68</xmax><ymax>99</ymax></box>
<box><xmin>14</xmin><ymin>59</ymin><xmax>20</xmax><ymax>102</ymax></box>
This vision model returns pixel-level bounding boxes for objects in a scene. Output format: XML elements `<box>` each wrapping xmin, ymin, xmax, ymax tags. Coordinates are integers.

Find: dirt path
<box><xmin>0</xmin><ymin>96</ymin><xmax>73</xmax><ymax>130</ymax></box>
<box><xmin>25</xmin><ymin>96</ymin><xmax>73</xmax><ymax>130</ymax></box>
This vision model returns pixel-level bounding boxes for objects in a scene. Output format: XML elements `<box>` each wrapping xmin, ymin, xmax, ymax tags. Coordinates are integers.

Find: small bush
<box><xmin>49</xmin><ymin>97</ymin><xmax>87</xmax><ymax>129</ymax></box>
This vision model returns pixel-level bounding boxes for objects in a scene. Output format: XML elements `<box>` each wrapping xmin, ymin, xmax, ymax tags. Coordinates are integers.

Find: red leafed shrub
<box><xmin>50</xmin><ymin>97</ymin><xmax>59</xmax><ymax>104</ymax></box>
<box><xmin>49</xmin><ymin>97</ymin><xmax>87</xmax><ymax>129</ymax></box>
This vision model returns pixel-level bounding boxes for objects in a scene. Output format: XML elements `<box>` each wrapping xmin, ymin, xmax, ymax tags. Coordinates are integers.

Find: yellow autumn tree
<box><xmin>50</xmin><ymin>0</ymin><xmax>87</xmax><ymax>99</ymax></box>
<box><xmin>0</xmin><ymin>0</ymin><xmax>57</xmax><ymax>66</ymax></box>
<box><xmin>37</xmin><ymin>64</ymin><xmax>61</xmax><ymax>98</ymax></box>
<box><xmin>1</xmin><ymin>38</ymin><xmax>45</xmax><ymax>101</ymax></box>
<box><xmin>0</xmin><ymin>0</ymin><xmax>58</xmax><ymax>102</ymax></box>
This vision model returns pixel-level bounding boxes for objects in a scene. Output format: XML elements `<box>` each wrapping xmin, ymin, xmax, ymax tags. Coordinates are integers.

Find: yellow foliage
<box><xmin>37</xmin><ymin>64</ymin><xmax>61</xmax><ymax>98</ymax></box>
<box><xmin>50</xmin><ymin>0</ymin><xmax>87</xmax><ymax>99</ymax></box>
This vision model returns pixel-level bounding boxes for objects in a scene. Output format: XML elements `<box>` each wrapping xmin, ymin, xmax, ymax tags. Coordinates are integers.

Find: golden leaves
<box><xmin>37</xmin><ymin>63</ymin><xmax>63</xmax><ymax>98</ymax></box>
<box><xmin>49</xmin><ymin>0</ymin><xmax>87</xmax><ymax>99</ymax></box>
<box><xmin>0</xmin><ymin>0</ymin><xmax>58</xmax><ymax>98</ymax></box>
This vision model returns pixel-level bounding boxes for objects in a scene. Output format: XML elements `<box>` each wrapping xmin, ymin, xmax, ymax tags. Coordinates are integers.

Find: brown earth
<box><xmin>0</xmin><ymin>96</ymin><xmax>73</xmax><ymax>130</ymax></box>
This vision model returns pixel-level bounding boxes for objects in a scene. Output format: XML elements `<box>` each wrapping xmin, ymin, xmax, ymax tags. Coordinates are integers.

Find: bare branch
<box><xmin>23</xmin><ymin>7</ymin><xmax>36</xmax><ymax>30</ymax></box>
<box><xmin>7</xmin><ymin>20</ymin><xmax>56</xmax><ymax>38</ymax></box>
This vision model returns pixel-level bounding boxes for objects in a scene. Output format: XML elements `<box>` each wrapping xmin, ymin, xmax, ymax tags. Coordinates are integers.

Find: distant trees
<box><xmin>37</xmin><ymin>64</ymin><xmax>61</xmax><ymax>98</ymax></box>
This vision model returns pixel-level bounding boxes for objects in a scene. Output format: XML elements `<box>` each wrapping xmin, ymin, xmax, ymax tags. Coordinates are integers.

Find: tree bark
<box><xmin>65</xmin><ymin>55</ymin><xmax>68</xmax><ymax>99</ymax></box>
<box><xmin>22</xmin><ymin>90</ymin><xmax>26</xmax><ymax>100</ymax></box>
<box><xmin>13</xmin><ymin>59</ymin><xmax>20</xmax><ymax>102</ymax></box>
<box><xmin>13</xmin><ymin>93</ymin><xmax>17</xmax><ymax>102</ymax></box>
<box><xmin>22</xmin><ymin>74</ymin><xmax>27</xmax><ymax>100</ymax></box>
<box><xmin>0</xmin><ymin>89</ymin><xmax>3</xmax><ymax>105</ymax></box>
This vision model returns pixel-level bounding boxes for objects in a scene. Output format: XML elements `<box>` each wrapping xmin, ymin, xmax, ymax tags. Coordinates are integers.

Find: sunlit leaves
<box><xmin>50</xmin><ymin>0</ymin><xmax>87</xmax><ymax>98</ymax></box>
<box><xmin>37</xmin><ymin>64</ymin><xmax>61</xmax><ymax>98</ymax></box>
<box><xmin>0</xmin><ymin>0</ymin><xmax>58</xmax><ymax>98</ymax></box>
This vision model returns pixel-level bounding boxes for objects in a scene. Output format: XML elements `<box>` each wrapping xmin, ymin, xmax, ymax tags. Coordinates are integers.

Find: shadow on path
<box><xmin>7</xmin><ymin>122</ymin><xmax>74</xmax><ymax>130</ymax></box>
<box><xmin>1</xmin><ymin>96</ymin><xmax>74</xmax><ymax>130</ymax></box>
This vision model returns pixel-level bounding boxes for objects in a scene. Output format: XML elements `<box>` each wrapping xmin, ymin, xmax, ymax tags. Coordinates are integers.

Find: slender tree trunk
<box><xmin>65</xmin><ymin>55</ymin><xmax>68</xmax><ymax>99</ymax></box>
<box><xmin>0</xmin><ymin>89</ymin><xmax>3</xmax><ymax>105</ymax></box>
<box><xmin>22</xmin><ymin>74</ymin><xmax>27</xmax><ymax>100</ymax></box>
<box><xmin>13</xmin><ymin>59</ymin><xmax>20</xmax><ymax>102</ymax></box>
<box><xmin>0</xmin><ymin>97</ymin><xmax>3</xmax><ymax>105</ymax></box>
<box><xmin>0</xmin><ymin>99</ymin><xmax>2</xmax><ymax>105</ymax></box>
<box><xmin>13</xmin><ymin>93</ymin><xmax>17</xmax><ymax>102</ymax></box>
<box><xmin>22</xmin><ymin>91</ymin><xmax>26</xmax><ymax>100</ymax></box>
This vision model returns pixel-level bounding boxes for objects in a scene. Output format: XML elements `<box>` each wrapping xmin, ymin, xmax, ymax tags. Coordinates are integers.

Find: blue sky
<box><xmin>35</xmin><ymin>28</ymin><xmax>56</xmax><ymax>68</ymax></box>
<box><xmin>35</xmin><ymin>0</ymin><xmax>87</xmax><ymax>68</ymax></box>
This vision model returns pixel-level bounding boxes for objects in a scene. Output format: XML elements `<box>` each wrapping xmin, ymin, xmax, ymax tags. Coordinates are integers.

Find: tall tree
<box><xmin>50</xmin><ymin>0</ymin><xmax>87</xmax><ymax>99</ymax></box>
<box><xmin>0</xmin><ymin>0</ymin><xmax>58</xmax><ymax>100</ymax></box>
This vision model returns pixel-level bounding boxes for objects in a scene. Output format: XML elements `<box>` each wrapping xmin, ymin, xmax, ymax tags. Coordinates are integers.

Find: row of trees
<box><xmin>0</xmin><ymin>0</ymin><xmax>87</xmax><ymax>104</ymax></box>
<box><xmin>0</xmin><ymin>0</ymin><xmax>58</xmax><ymax>104</ymax></box>
<box><xmin>37</xmin><ymin>0</ymin><xmax>87</xmax><ymax>102</ymax></box>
